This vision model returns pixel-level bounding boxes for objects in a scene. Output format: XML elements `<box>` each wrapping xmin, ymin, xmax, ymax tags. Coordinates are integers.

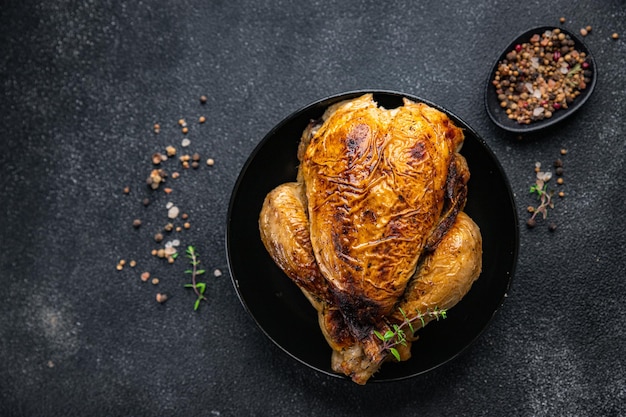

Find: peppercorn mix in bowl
<box><xmin>485</xmin><ymin>26</ymin><xmax>596</xmax><ymax>133</ymax></box>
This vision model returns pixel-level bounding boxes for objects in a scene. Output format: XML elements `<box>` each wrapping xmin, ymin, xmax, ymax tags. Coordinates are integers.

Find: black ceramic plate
<box><xmin>485</xmin><ymin>26</ymin><xmax>596</xmax><ymax>133</ymax></box>
<box><xmin>226</xmin><ymin>90</ymin><xmax>518</xmax><ymax>382</ymax></box>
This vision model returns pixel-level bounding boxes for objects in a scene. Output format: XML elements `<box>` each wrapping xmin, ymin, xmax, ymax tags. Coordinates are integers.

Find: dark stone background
<box><xmin>1</xmin><ymin>1</ymin><xmax>624</xmax><ymax>416</ymax></box>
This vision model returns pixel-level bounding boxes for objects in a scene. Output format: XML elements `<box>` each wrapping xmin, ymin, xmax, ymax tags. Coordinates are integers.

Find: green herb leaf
<box><xmin>567</xmin><ymin>63</ymin><xmax>581</xmax><ymax>77</ymax></box>
<box><xmin>373</xmin><ymin>330</ymin><xmax>385</xmax><ymax>341</ymax></box>
<box><xmin>184</xmin><ymin>244</ymin><xmax>209</xmax><ymax>312</ymax></box>
<box><xmin>396</xmin><ymin>329</ymin><xmax>407</xmax><ymax>345</ymax></box>
<box><xmin>390</xmin><ymin>348</ymin><xmax>401</xmax><ymax>362</ymax></box>
<box><xmin>400</xmin><ymin>308</ymin><xmax>414</xmax><ymax>334</ymax></box>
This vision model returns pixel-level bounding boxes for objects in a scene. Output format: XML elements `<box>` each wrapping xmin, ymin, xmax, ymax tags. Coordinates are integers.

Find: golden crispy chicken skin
<box><xmin>300</xmin><ymin>94</ymin><xmax>465</xmax><ymax>323</ymax></box>
<box><xmin>259</xmin><ymin>94</ymin><xmax>482</xmax><ymax>384</ymax></box>
<box><xmin>330</xmin><ymin>211</ymin><xmax>482</xmax><ymax>384</ymax></box>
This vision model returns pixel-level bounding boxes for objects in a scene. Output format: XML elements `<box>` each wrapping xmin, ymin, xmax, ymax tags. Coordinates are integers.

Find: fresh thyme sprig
<box><xmin>373</xmin><ymin>307</ymin><xmax>447</xmax><ymax>361</ymax></box>
<box><xmin>527</xmin><ymin>167</ymin><xmax>554</xmax><ymax>228</ymax></box>
<box><xmin>183</xmin><ymin>245</ymin><xmax>208</xmax><ymax>310</ymax></box>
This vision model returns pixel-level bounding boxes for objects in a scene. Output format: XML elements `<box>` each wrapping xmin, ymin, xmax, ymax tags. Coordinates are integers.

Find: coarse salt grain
<box><xmin>537</xmin><ymin>171</ymin><xmax>546</xmax><ymax>180</ymax></box>
<box><xmin>531</xmin><ymin>57</ymin><xmax>539</xmax><ymax>68</ymax></box>
<box><xmin>168</xmin><ymin>206</ymin><xmax>180</xmax><ymax>219</ymax></box>
<box><xmin>181</xmin><ymin>138</ymin><xmax>191</xmax><ymax>147</ymax></box>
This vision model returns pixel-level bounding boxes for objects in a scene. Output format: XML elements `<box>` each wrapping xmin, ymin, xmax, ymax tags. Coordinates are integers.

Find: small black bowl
<box><xmin>485</xmin><ymin>26</ymin><xmax>597</xmax><ymax>133</ymax></box>
<box><xmin>226</xmin><ymin>90</ymin><xmax>518</xmax><ymax>382</ymax></box>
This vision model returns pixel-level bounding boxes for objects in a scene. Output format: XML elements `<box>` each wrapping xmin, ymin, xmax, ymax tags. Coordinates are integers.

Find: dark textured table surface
<box><xmin>1</xmin><ymin>1</ymin><xmax>625</xmax><ymax>416</ymax></box>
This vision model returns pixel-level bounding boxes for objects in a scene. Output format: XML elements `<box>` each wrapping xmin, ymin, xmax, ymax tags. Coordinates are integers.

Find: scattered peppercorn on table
<box><xmin>0</xmin><ymin>1</ymin><xmax>624</xmax><ymax>416</ymax></box>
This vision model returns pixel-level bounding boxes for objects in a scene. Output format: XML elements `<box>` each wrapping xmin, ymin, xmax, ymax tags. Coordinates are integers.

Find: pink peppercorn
<box><xmin>515</xmin><ymin>44</ymin><xmax>522</xmax><ymax>52</ymax></box>
<box><xmin>553</xmin><ymin>51</ymin><xmax>561</xmax><ymax>61</ymax></box>
<box><xmin>582</xmin><ymin>61</ymin><xmax>589</xmax><ymax>69</ymax></box>
<box><xmin>553</xmin><ymin>103</ymin><xmax>561</xmax><ymax>110</ymax></box>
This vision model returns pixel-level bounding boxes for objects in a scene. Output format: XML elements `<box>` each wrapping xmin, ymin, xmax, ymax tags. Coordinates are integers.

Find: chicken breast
<box><xmin>259</xmin><ymin>94</ymin><xmax>482</xmax><ymax>384</ymax></box>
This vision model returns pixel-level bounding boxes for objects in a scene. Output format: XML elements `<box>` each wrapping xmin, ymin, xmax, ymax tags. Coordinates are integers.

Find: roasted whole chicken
<box><xmin>259</xmin><ymin>94</ymin><xmax>482</xmax><ymax>384</ymax></box>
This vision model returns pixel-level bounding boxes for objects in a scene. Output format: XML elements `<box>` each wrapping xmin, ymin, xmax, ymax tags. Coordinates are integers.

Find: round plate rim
<box><xmin>226</xmin><ymin>89</ymin><xmax>519</xmax><ymax>382</ymax></box>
